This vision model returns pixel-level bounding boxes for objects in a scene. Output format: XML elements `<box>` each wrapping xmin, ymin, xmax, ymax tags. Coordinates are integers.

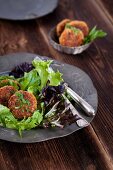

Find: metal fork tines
<box><xmin>64</xmin><ymin>83</ymin><xmax>95</xmax><ymax>117</ymax></box>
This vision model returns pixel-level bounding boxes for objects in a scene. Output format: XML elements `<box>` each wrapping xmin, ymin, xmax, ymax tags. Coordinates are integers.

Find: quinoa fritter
<box><xmin>0</xmin><ymin>79</ymin><xmax>20</xmax><ymax>90</ymax></box>
<box><xmin>56</xmin><ymin>19</ymin><xmax>71</xmax><ymax>37</ymax></box>
<box><xmin>8</xmin><ymin>90</ymin><xmax>37</xmax><ymax>119</ymax></box>
<box><xmin>0</xmin><ymin>86</ymin><xmax>17</xmax><ymax>106</ymax></box>
<box><xmin>69</xmin><ymin>20</ymin><xmax>89</xmax><ymax>36</ymax></box>
<box><xmin>59</xmin><ymin>28</ymin><xmax>84</xmax><ymax>47</ymax></box>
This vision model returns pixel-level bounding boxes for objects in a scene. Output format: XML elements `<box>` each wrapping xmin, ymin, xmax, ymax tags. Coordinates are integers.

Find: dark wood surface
<box><xmin>0</xmin><ymin>0</ymin><xmax>113</xmax><ymax>169</ymax></box>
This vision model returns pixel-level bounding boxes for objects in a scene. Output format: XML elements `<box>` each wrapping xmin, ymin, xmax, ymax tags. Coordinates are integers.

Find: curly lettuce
<box><xmin>0</xmin><ymin>59</ymin><xmax>65</xmax><ymax>136</ymax></box>
<box><xmin>32</xmin><ymin>59</ymin><xmax>63</xmax><ymax>90</ymax></box>
<box><xmin>18</xmin><ymin>59</ymin><xmax>63</xmax><ymax>95</ymax></box>
<box><xmin>0</xmin><ymin>104</ymin><xmax>43</xmax><ymax>136</ymax></box>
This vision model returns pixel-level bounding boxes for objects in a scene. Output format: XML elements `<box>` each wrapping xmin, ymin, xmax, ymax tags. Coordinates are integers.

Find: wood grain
<box><xmin>0</xmin><ymin>126</ymin><xmax>112</xmax><ymax>170</ymax></box>
<box><xmin>0</xmin><ymin>0</ymin><xmax>113</xmax><ymax>169</ymax></box>
<box><xmin>37</xmin><ymin>0</ymin><xmax>113</xmax><ymax>159</ymax></box>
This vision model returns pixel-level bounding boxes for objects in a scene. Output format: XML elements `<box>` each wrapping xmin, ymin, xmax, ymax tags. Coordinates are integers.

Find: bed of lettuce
<box><xmin>0</xmin><ymin>59</ymin><xmax>77</xmax><ymax>136</ymax></box>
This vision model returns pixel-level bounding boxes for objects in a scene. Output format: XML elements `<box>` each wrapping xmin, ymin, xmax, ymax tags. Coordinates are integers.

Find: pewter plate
<box><xmin>49</xmin><ymin>27</ymin><xmax>92</xmax><ymax>55</ymax></box>
<box><xmin>0</xmin><ymin>0</ymin><xmax>58</xmax><ymax>20</ymax></box>
<box><xmin>0</xmin><ymin>53</ymin><xmax>98</xmax><ymax>143</ymax></box>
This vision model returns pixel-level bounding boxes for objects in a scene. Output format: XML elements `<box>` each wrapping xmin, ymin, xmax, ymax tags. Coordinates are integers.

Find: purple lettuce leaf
<box><xmin>40</xmin><ymin>85</ymin><xmax>80</xmax><ymax>128</ymax></box>
<box><xmin>9</xmin><ymin>62</ymin><xmax>34</xmax><ymax>78</ymax></box>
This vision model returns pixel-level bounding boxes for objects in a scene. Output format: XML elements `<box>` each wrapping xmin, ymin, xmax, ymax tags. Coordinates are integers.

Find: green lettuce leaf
<box><xmin>0</xmin><ymin>104</ymin><xmax>15</xmax><ymax>126</ymax></box>
<box><xmin>0</xmin><ymin>104</ymin><xmax>43</xmax><ymax>136</ymax></box>
<box><xmin>32</xmin><ymin>60</ymin><xmax>52</xmax><ymax>90</ymax></box>
<box><xmin>32</xmin><ymin>59</ymin><xmax>63</xmax><ymax>90</ymax></box>
<box><xmin>0</xmin><ymin>75</ymin><xmax>14</xmax><ymax>81</ymax></box>
<box><xmin>48</xmin><ymin>70</ymin><xmax>63</xmax><ymax>86</ymax></box>
<box><xmin>18</xmin><ymin>60</ymin><xmax>63</xmax><ymax>93</ymax></box>
<box><xmin>18</xmin><ymin>69</ymin><xmax>40</xmax><ymax>95</ymax></box>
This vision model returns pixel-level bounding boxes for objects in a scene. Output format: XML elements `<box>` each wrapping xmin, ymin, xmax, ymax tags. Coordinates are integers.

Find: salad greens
<box><xmin>32</xmin><ymin>59</ymin><xmax>63</xmax><ymax>90</ymax></box>
<box><xmin>84</xmin><ymin>26</ymin><xmax>107</xmax><ymax>44</ymax></box>
<box><xmin>9</xmin><ymin>62</ymin><xmax>34</xmax><ymax>78</ymax></box>
<box><xmin>41</xmin><ymin>85</ymin><xmax>78</xmax><ymax>128</ymax></box>
<box><xmin>0</xmin><ymin>104</ymin><xmax>43</xmax><ymax>136</ymax></box>
<box><xmin>18</xmin><ymin>69</ymin><xmax>41</xmax><ymax>95</ymax></box>
<box><xmin>0</xmin><ymin>59</ymin><xmax>72</xmax><ymax>136</ymax></box>
<box><xmin>0</xmin><ymin>75</ymin><xmax>14</xmax><ymax>81</ymax></box>
<box><xmin>19</xmin><ymin>60</ymin><xmax>63</xmax><ymax>94</ymax></box>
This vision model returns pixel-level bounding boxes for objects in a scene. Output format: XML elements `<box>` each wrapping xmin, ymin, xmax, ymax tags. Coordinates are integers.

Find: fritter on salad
<box><xmin>8</xmin><ymin>90</ymin><xmax>37</xmax><ymax>119</ymax></box>
<box><xmin>0</xmin><ymin>86</ymin><xmax>17</xmax><ymax>106</ymax></box>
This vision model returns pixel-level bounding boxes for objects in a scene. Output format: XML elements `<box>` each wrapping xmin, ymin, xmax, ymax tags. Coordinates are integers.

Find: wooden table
<box><xmin>0</xmin><ymin>0</ymin><xmax>113</xmax><ymax>169</ymax></box>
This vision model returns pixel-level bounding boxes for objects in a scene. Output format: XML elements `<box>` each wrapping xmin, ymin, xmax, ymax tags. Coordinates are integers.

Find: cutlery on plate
<box><xmin>64</xmin><ymin>83</ymin><xmax>95</xmax><ymax>117</ymax></box>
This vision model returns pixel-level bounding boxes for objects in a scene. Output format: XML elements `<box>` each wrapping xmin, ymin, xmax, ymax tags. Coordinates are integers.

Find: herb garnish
<box><xmin>65</xmin><ymin>24</ymin><xmax>81</xmax><ymax>35</ymax></box>
<box><xmin>15</xmin><ymin>92</ymin><xmax>30</xmax><ymax>109</ymax></box>
<box><xmin>84</xmin><ymin>26</ymin><xmax>107</xmax><ymax>44</ymax></box>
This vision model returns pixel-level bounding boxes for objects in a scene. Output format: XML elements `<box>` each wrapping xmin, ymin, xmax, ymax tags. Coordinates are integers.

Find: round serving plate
<box><xmin>0</xmin><ymin>52</ymin><xmax>98</xmax><ymax>143</ymax></box>
<box><xmin>0</xmin><ymin>0</ymin><xmax>58</xmax><ymax>20</ymax></box>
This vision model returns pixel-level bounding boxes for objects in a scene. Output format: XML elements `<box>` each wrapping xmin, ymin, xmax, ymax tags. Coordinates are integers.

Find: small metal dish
<box><xmin>49</xmin><ymin>27</ymin><xmax>92</xmax><ymax>55</ymax></box>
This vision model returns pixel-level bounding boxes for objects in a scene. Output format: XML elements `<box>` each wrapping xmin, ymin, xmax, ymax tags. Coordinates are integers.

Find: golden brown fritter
<box><xmin>8</xmin><ymin>90</ymin><xmax>37</xmax><ymax>119</ymax></box>
<box><xmin>0</xmin><ymin>86</ymin><xmax>17</xmax><ymax>106</ymax></box>
<box><xmin>0</xmin><ymin>79</ymin><xmax>20</xmax><ymax>90</ymax></box>
<box><xmin>56</xmin><ymin>19</ymin><xmax>71</xmax><ymax>37</ymax></box>
<box><xmin>59</xmin><ymin>28</ymin><xmax>84</xmax><ymax>47</ymax></box>
<box><xmin>69</xmin><ymin>20</ymin><xmax>89</xmax><ymax>36</ymax></box>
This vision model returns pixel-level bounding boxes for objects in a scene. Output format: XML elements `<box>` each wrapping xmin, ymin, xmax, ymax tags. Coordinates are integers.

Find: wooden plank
<box><xmin>0</xmin><ymin>20</ymin><xmax>51</xmax><ymax>56</ymax></box>
<box><xmin>0</xmin><ymin>126</ymin><xmax>112</xmax><ymax>170</ymax></box>
<box><xmin>97</xmin><ymin>0</ymin><xmax>113</xmax><ymax>24</ymax></box>
<box><xmin>0</xmin><ymin>0</ymin><xmax>113</xmax><ymax>169</ymax></box>
<box><xmin>36</xmin><ymin>0</ymin><xmax>113</xmax><ymax>159</ymax></box>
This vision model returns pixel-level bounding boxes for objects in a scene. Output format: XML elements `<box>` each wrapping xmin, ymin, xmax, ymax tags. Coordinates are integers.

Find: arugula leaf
<box><xmin>84</xmin><ymin>26</ymin><xmax>107</xmax><ymax>44</ymax></box>
<box><xmin>0</xmin><ymin>104</ymin><xmax>43</xmax><ymax>136</ymax></box>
